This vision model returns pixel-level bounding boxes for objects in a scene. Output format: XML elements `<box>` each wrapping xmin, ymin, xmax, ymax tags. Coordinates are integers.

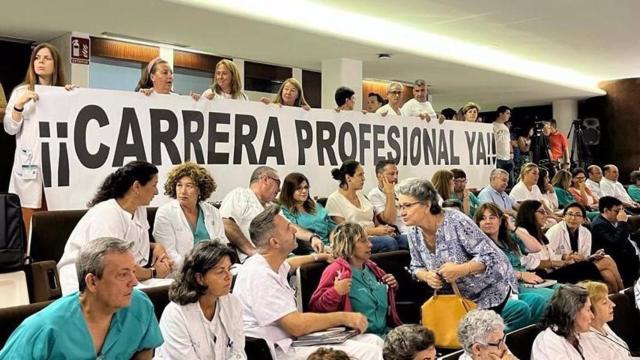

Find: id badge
<box><xmin>21</xmin><ymin>165</ymin><xmax>38</xmax><ymax>180</ymax></box>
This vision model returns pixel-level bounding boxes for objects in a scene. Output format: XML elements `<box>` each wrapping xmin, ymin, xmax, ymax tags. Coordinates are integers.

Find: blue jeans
<box><xmin>369</xmin><ymin>234</ymin><xmax>408</xmax><ymax>253</ymax></box>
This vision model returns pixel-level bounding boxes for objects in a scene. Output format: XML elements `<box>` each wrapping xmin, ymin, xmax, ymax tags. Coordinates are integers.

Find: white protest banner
<box><xmin>33</xmin><ymin>87</ymin><xmax>496</xmax><ymax>210</ymax></box>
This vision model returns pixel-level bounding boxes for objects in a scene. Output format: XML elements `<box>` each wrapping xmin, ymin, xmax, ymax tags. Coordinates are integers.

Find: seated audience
<box><xmin>261</xmin><ymin>77</ymin><xmax>311</xmax><ymax>110</ymax></box>
<box><xmin>0</xmin><ymin>237</ymin><xmax>163</xmax><ymax>359</ymax></box>
<box><xmin>397</xmin><ymin>178</ymin><xmax>530</xmax><ymax>332</ymax></box>
<box><xmin>475</xmin><ymin>203</ymin><xmax>552</xmax><ymax>323</ymax></box>
<box><xmin>568</xmin><ymin>168</ymin><xmax>599</xmax><ymax>211</ymax></box>
<box><xmin>200</xmin><ymin>59</ymin><xmax>248</xmax><ymax>100</ymax></box>
<box><xmin>156</xmin><ymin>240</ymin><xmax>245</xmax><ymax>359</ymax></box>
<box><xmin>326</xmin><ymin>160</ymin><xmax>406</xmax><ymax>253</ymax></box>
<box><xmin>579</xmin><ymin>281</ymin><xmax>635</xmax><ymax>359</ymax></box>
<box><xmin>58</xmin><ymin>161</ymin><xmax>172</xmax><ymax>295</ymax></box>
<box><xmin>4</xmin><ymin>42</ymin><xmax>76</xmax><ymax>234</ymax></box>
<box><xmin>376</xmin><ymin>82</ymin><xmax>403</xmax><ymax>116</ymax></box>
<box><xmin>600</xmin><ymin>164</ymin><xmax>640</xmax><ymax>210</ymax></box>
<box><xmin>368</xmin><ymin>159</ymin><xmax>408</xmax><ymax>234</ymax></box>
<box><xmin>460</xmin><ymin>102</ymin><xmax>480</xmax><ymax>122</ymax></box>
<box><xmin>510</xmin><ymin>163</ymin><xmax>559</xmax><ymax>224</ymax></box>
<box><xmin>400</xmin><ymin>79</ymin><xmax>438</xmax><ymax>122</ymax></box>
<box><xmin>309</xmin><ymin>222</ymin><xmax>402</xmax><ymax>336</ymax></box>
<box><xmin>532</xmin><ymin>285</ymin><xmax>597</xmax><ymax>359</ymax></box>
<box><xmin>591</xmin><ymin>196</ymin><xmax>640</xmax><ymax>287</ymax></box>
<box><xmin>334</xmin><ymin>86</ymin><xmax>356</xmax><ymax>111</ymax></box>
<box><xmin>585</xmin><ymin>165</ymin><xmax>604</xmax><ymax>198</ymax></box>
<box><xmin>233</xmin><ymin>206</ymin><xmax>384</xmax><ymax>360</ymax></box>
<box><xmin>546</xmin><ymin>203</ymin><xmax>623</xmax><ymax>292</ymax></box>
<box><xmin>220</xmin><ymin>166</ymin><xmax>322</xmax><ymax>261</ymax></box>
<box><xmin>458</xmin><ymin>309</ymin><xmax>517</xmax><ymax>360</ymax></box>
<box><xmin>153</xmin><ymin>162</ymin><xmax>227</xmax><ymax>270</ymax></box>
<box><xmin>551</xmin><ymin>169</ymin><xmax>576</xmax><ymax>209</ymax></box>
<box><xmin>367</xmin><ymin>92</ymin><xmax>384</xmax><ymax>113</ymax></box>
<box><xmin>516</xmin><ymin>200</ymin><xmax>602</xmax><ymax>284</ymax></box>
<box><xmin>477</xmin><ymin>169</ymin><xmax>519</xmax><ymax>217</ymax></box>
<box><xmin>135</xmin><ymin>57</ymin><xmax>176</xmax><ymax>95</ymax></box>
<box><xmin>279</xmin><ymin>172</ymin><xmax>336</xmax><ymax>247</ymax></box>
<box><xmin>537</xmin><ymin>167</ymin><xmax>560</xmax><ymax>215</ymax></box>
<box><xmin>628</xmin><ymin>170</ymin><xmax>640</xmax><ymax>202</ymax></box>
<box><xmin>450</xmin><ymin>168</ymin><xmax>481</xmax><ymax>217</ymax></box>
<box><xmin>307</xmin><ymin>348</ymin><xmax>351</xmax><ymax>360</ymax></box>
<box><xmin>431</xmin><ymin>169</ymin><xmax>454</xmax><ymax>205</ymax></box>
<box><xmin>383</xmin><ymin>325</ymin><xmax>437</xmax><ymax>360</ymax></box>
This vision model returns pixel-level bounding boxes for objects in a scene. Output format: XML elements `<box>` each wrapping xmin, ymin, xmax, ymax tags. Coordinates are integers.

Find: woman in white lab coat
<box><xmin>57</xmin><ymin>160</ymin><xmax>172</xmax><ymax>294</ymax></box>
<box><xmin>156</xmin><ymin>240</ymin><xmax>245</xmax><ymax>359</ymax></box>
<box><xmin>4</xmin><ymin>42</ymin><xmax>75</xmax><ymax>233</ymax></box>
<box><xmin>153</xmin><ymin>162</ymin><xmax>227</xmax><ymax>270</ymax></box>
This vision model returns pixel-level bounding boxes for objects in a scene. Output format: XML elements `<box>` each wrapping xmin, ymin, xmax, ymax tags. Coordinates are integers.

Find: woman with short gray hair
<box><xmin>396</xmin><ymin>178</ymin><xmax>526</xmax><ymax>331</ymax></box>
<box><xmin>457</xmin><ymin>309</ymin><xmax>516</xmax><ymax>359</ymax></box>
<box><xmin>531</xmin><ymin>284</ymin><xmax>597</xmax><ymax>359</ymax></box>
<box><xmin>156</xmin><ymin>240</ymin><xmax>246</xmax><ymax>359</ymax></box>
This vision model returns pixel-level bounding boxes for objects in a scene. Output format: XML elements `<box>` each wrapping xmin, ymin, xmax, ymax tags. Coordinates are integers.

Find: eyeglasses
<box><xmin>535</xmin><ymin>208</ymin><xmax>546</xmax><ymax>215</ymax></box>
<box><xmin>398</xmin><ymin>201</ymin><xmax>422</xmax><ymax>211</ymax></box>
<box><xmin>565</xmin><ymin>212</ymin><xmax>584</xmax><ymax>218</ymax></box>
<box><xmin>295</xmin><ymin>185</ymin><xmax>310</xmax><ymax>191</ymax></box>
<box><xmin>266</xmin><ymin>176</ymin><xmax>281</xmax><ymax>187</ymax></box>
<box><xmin>574</xmin><ymin>176</ymin><xmax>586</xmax><ymax>180</ymax></box>
<box><xmin>388</xmin><ymin>91</ymin><xmax>402</xmax><ymax>96</ymax></box>
<box><xmin>483</xmin><ymin>334</ymin><xmax>506</xmax><ymax>348</ymax></box>
<box><xmin>453</xmin><ymin>178</ymin><xmax>467</xmax><ymax>183</ymax></box>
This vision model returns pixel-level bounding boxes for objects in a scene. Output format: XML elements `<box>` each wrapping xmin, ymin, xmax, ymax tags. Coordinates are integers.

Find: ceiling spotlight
<box><xmin>377</xmin><ymin>53</ymin><xmax>391</xmax><ymax>60</ymax></box>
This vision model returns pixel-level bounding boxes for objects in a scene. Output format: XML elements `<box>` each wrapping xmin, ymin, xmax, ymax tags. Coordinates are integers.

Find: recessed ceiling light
<box><xmin>377</xmin><ymin>53</ymin><xmax>391</xmax><ymax>60</ymax></box>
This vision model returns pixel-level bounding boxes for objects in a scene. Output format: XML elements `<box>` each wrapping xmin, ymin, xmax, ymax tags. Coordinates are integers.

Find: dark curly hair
<box><xmin>169</xmin><ymin>240</ymin><xmax>237</xmax><ymax>305</ymax></box>
<box><xmin>88</xmin><ymin>161</ymin><xmax>158</xmax><ymax>207</ymax></box>
<box><xmin>163</xmin><ymin>162</ymin><xmax>217</xmax><ymax>201</ymax></box>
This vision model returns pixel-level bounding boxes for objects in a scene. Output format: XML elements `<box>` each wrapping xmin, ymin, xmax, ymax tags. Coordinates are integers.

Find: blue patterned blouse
<box><xmin>408</xmin><ymin>209</ymin><xmax>517</xmax><ymax>309</ymax></box>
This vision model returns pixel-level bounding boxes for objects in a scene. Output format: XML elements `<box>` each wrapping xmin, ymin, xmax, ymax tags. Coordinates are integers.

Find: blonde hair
<box><xmin>578</xmin><ymin>281</ymin><xmax>609</xmax><ymax>311</ymax></box>
<box><xmin>518</xmin><ymin>162</ymin><xmax>539</xmax><ymax>182</ymax></box>
<box><xmin>273</xmin><ymin>78</ymin><xmax>309</xmax><ymax>107</ymax></box>
<box><xmin>331</xmin><ymin>223</ymin><xmax>367</xmax><ymax>259</ymax></box>
<box><xmin>211</xmin><ymin>59</ymin><xmax>244</xmax><ymax>99</ymax></box>
<box><xmin>431</xmin><ymin>170</ymin><xmax>454</xmax><ymax>201</ymax></box>
<box><xmin>461</xmin><ymin>102</ymin><xmax>480</xmax><ymax>114</ymax></box>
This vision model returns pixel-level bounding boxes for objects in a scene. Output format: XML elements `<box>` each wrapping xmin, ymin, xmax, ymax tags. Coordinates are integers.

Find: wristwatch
<box><xmin>310</xmin><ymin>234</ymin><xmax>321</xmax><ymax>242</ymax></box>
<box><xmin>150</xmin><ymin>267</ymin><xmax>156</xmax><ymax>279</ymax></box>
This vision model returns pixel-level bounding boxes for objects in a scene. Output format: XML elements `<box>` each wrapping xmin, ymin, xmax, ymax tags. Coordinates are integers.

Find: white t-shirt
<box><xmin>493</xmin><ymin>122</ymin><xmax>512</xmax><ymax>160</ymax></box>
<box><xmin>509</xmin><ymin>182</ymin><xmax>545</xmax><ymax>203</ymax></box>
<box><xmin>375</xmin><ymin>104</ymin><xmax>401</xmax><ymax>116</ymax></box>
<box><xmin>400</xmin><ymin>98</ymin><xmax>437</xmax><ymax>122</ymax></box>
<box><xmin>57</xmin><ymin>199</ymin><xmax>151</xmax><ymax>295</ymax></box>
<box><xmin>600</xmin><ymin>178</ymin><xmax>634</xmax><ymax>204</ymax></box>
<box><xmin>219</xmin><ymin>188</ymin><xmax>265</xmax><ymax>243</ymax></box>
<box><xmin>233</xmin><ymin>254</ymin><xmax>297</xmax><ymax>357</ymax></box>
<box><xmin>325</xmin><ymin>191</ymin><xmax>375</xmax><ymax>227</ymax></box>
<box><xmin>367</xmin><ymin>186</ymin><xmax>408</xmax><ymax>233</ymax></box>
<box><xmin>202</xmin><ymin>88</ymin><xmax>248</xmax><ymax>100</ymax></box>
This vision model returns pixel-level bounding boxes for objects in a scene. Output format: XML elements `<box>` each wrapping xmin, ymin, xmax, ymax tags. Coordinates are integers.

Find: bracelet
<box><xmin>312</xmin><ymin>254</ymin><xmax>319</xmax><ymax>262</ymax></box>
<box><xmin>14</xmin><ymin>105</ymin><xmax>24</xmax><ymax>112</ymax></box>
<box><xmin>150</xmin><ymin>267</ymin><xmax>156</xmax><ymax>279</ymax></box>
<box><xmin>310</xmin><ymin>234</ymin><xmax>321</xmax><ymax>242</ymax></box>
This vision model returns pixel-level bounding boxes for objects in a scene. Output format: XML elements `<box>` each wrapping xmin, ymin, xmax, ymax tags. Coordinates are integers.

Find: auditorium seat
<box><xmin>438</xmin><ymin>349</ymin><xmax>463</xmax><ymax>359</ymax></box>
<box><xmin>0</xmin><ymin>300</ymin><xmax>51</xmax><ymax>348</ymax></box>
<box><xmin>505</xmin><ymin>324</ymin><xmax>542</xmax><ymax>359</ymax></box>
<box><xmin>0</xmin><ymin>270</ymin><xmax>29</xmax><ymax>308</ymax></box>
<box><xmin>296</xmin><ymin>250</ymin><xmax>431</xmax><ymax>324</ymax></box>
<box><xmin>608</xmin><ymin>288</ymin><xmax>640</xmax><ymax>355</ymax></box>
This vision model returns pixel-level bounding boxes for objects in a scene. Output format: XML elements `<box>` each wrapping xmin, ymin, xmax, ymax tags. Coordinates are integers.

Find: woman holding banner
<box><xmin>201</xmin><ymin>59</ymin><xmax>248</xmax><ymax>101</ymax></box>
<box><xmin>4</xmin><ymin>42</ymin><xmax>76</xmax><ymax>234</ymax></box>
<box><xmin>260</xmin><ymin>77</ymin><xmax>311</xmax><ymax>110</ymax></box>
<box><xmin>135</xmin><ymin>57</ymin><xmax>176</xmax><ymax>95</ymax></box>
<box><xmin>57</xmin><ymin>160</ymin><xmax>174</xmax><ymax>295</ymax></box>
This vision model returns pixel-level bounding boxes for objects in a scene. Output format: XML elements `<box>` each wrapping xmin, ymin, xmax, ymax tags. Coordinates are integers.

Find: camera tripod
<box><xmin>568</xmin><ymin>120</ymin><xmax>592</xmax><ymax>169</ymax></box>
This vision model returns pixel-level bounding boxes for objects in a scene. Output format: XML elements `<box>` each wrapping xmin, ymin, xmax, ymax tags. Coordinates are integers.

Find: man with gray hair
<box><xmin>376</xmin><ymin>82</ymin><xmax>403</xmax><ymax>116</ymax></box>
<box><xmin>233</xmin><ymin>205</ymin><xmax>384</xmax><ymax>359</ymax></box>
<box><xmin>220</xmin><ymin>166</ymin><xmax>322</xmax><ymax>261</ymax></box>
<box><xmin>457</xmin><ymin>309</ymin><xmax>517</xmax><ymax>360</ymax></box>
<box><xmin>477</xmin><ymin>168</ymin><xmax>519</xmax><ymax>217</ymax></box>
<box><xmin>400</xmin><ymin>79</ymin><xmax>441</xmax><ymax>123</ymax></box>
<box><xmin>0</xmin><ymin>237</ymin><xmax>163</xmax><ymax>359</ymax></box>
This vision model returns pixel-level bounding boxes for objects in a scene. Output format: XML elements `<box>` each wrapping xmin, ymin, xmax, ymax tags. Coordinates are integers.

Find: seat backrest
<box><xmin>141</xmin><ymin>284</ymin><xmax>171</xmax><ymax>321</ymax></box>
<box><xmin>371</xmin><ymin>250</ymin><xmax>432</xmax><ymax>304</ymax></box>
<box><xmin>609</xmin><ymin>290</ymin><xmax>640</xmax><ymax>352</ymax></box>
<box><xmin>505</xmin><ymin>324</ymin><xmax>542</xmax><ymax>360</ymax></box>
<box><xmin>0</xmin><ymin>300</ymin><xmax>52</xmax><ymax>348</ymax></box>
<box><xmin>298</xmin><ymin>261</ymin><xmax>329</xmax><ymax>312</ymax></box>
<box><xmin>29</xmin><ymin>209</ymin><xmax>86</xmax><ymax>262</ymax></box>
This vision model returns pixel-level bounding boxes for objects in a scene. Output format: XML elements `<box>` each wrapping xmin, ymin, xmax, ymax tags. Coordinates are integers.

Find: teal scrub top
<box><xmin>282</xmin><ymin>203</ymin><xmax>336</xmax><ymax>245</ymax></box>
<box><xmin>349</xmin><ymin>266</ymin><xmax>389</xmax><ymax>336</ymax></box>
<box><xmin>450</xmin><ymin>191</ymin><xmax>480</xmax><ymax>217</ymax></box>
<box><xmin>629</xmin><ymin>185</ymin><xmax>640</xmax><ymax>202</ymax></box>
<box><xmin>193</xmin><ymin>207</ymin><xmax>211</xmax><ymax>243</ymax></box>
<box><xmin>495</xmin><ymin>233</ymin><xmax>528</xmax><ymax>272</ymax></box>
<box><xmin>0</xmin><ymin>289</ymin><xmax>163</xmax><ymax>360</ymax></box>
<box><xmin>553</xmin><ymin>186</ymin><xmax>576</xmax><ymax>209</ymax></box>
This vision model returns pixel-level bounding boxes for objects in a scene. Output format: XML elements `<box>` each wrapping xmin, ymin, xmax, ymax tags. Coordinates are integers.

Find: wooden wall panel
<box><xmin>90</xmin><ymin>37</ymin><xmax>158</xmax><ymax>63</ymax></box>
<box><xmin>173</xmin><ymin>50</ymin><xmax>226</xmax><ymax>72</ymax></box>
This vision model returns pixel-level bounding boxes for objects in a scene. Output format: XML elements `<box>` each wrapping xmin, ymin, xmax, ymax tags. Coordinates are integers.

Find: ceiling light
<box><xmin>377</xmin><ymin>53</ymin><xmax>391</xmax><ymax>60</ymax></box>
<box><xmin>101</xmin><ymin>32</ymin><xmax>189</xmax><ymax>49</ymax></box>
